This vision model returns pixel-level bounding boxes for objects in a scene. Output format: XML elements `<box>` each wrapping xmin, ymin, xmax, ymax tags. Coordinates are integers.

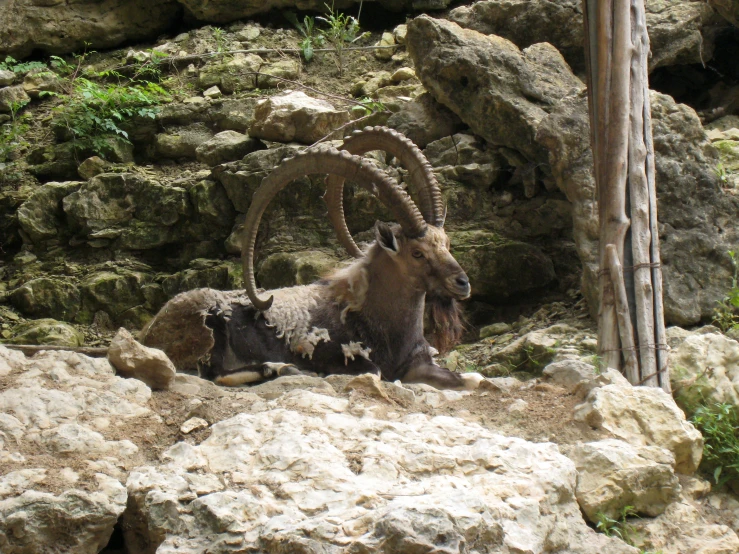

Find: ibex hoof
<box><xmin>460</xmin><ymin>372</ymin><xmax>485</xmax><ymax>390</ymax></box>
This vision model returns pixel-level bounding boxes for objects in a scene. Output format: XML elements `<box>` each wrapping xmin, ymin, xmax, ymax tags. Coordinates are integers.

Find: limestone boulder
<box><xmin>0</xmin><ymin>70</ymin><xmax>15</xmax><ymax>87</ymax></box>
<box><xmin>667</xmin><ymin>327</ymin><xmax>739</xmax><ymax>409</ymax></box>
<box><xmin>62</xmin><ymin>173</ymin><xmax>192</xmax><ymax>249</ymax></box>
<box><xmin>573</xmin><ymin>370</ymin><xmax>704</xmax><ymax>474</ymax></box>
<box><xmin>0</xmin><ymin>346</ymin><xmax>153</xmax><ymax>554</ymax></box>
<box><xmin>108</xmin><ymin>328</ymin><xmax>176</xmax><ymax>390</ymax></box>
<box><xmin>22</xmin><ymin>68</ymin><xmax>62</xmax><ymax>98</ymax></box>
<box><xmin>631</xmin><ymin>499</ymin><xmax>739</xmax><ymax>554</ymax></box>
<box><xmin>27</xmin><ymin>142</ymin><xmax>82</xmax><ymax>180</ymax></box>
<box><xmin>198</xmin><ymin>53</ymin><xmax>263</xmax><ymax>93</ymax></box>
<box><xmin>569</xmin><ymin>438</ymin><xmax>680</xmax><ymax>521</ymax></box>
<box><xmin>9</xmin><ymin>278</ymin><xmax>81</xmax><ymax>321</ymax></box>
<box><xmin>448</xmin><ymin>0</ymin><xmax>721</xmax><ymax>72</ymax></box>
<box><xmin>6</xmin><ymin>319</ymin><xmax>84</xmax><ymax>347</ymax></box>
<box><xmin>188</xmin><ymin>179</ymin><xmax>237</xmax><ymax>240</ymax></box>
<box><xmin>0</xmin><ymin>0</ymin><xmax>180</xmax><ymax>59</ymax></box>
<box><xmin>194</xmin><ymin>130</ymin><xmax>261</xmax><ymax>166</ymax></box>
<box><xmin>406</xmin><ymin>16</ymin><xmax>584</xmax><ymax>163</ymax></box>
<box><xmin>249</xmin><ymin>91</ymin><xmax>351</xmax><ymax>144</ymax></box>
<box><xmin>123</xmin><ymin>389</ymin><xmax>637</xmax><ymax>554</ymax></box>
<box><xmin>386</xmin><ymin>93</ymin><xmax>464</xmax><ymax>148</ymax></box>
<box><xmin>155</xmin><ymin>124</ymin><xmax>215</xmax><ymax>159</ymax></box>
<box><xmin>0</xmin><ymin>85</ymin><xmax>30</xmax><ymax>113</ymax></box>
<box><xmin>79</xmin><ymin>270</ymin><xmax>152</xmax><ymax>325</ymax></box>
<box><xmin>16</xmin><ymin>181</ymin><xmax>82</xmax><ymax>243</ymax></box>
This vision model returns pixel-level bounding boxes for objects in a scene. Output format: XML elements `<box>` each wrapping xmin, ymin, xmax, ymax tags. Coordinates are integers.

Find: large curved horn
<box><xmin>325</xmin><ymin>126</ymin><xmax>444</xmax><ymax>258</ymax></box>
<box><xmin>243</xmin><ymin>147</ymin><xmax>427</xmax><ymax>311</ymax></box>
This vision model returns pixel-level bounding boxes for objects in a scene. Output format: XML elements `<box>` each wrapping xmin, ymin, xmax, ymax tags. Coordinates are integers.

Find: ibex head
<box><xmin>373</xmin><ymin>222</ymin><xmax>470</xmax><ymax>301</ymax></box>
<box><xmin>241</xmin><ymin>126</ymin><xmax>469</xmax><ymax>317</ymax></box>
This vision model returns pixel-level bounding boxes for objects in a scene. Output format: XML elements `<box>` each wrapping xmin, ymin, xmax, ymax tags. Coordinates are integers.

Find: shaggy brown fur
<box><xmin>426</xmin><ymin>295</ymin><xmax>467</xmax><ymax>355</ymax></box>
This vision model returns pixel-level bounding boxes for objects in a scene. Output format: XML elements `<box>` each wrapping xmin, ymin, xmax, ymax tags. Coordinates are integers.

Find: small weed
<box><xmin>690</xmin><ymin>401</ymin><xmax>739</xmax><ymax>487</ymax></box>
<box><xmin>212</xmin><ymin>27</ymin><xmax>227</xmax><ymax>53</ymax></box>
<box><xmin>712</xmin><ymin>251</ymin><xmax>739</xmax><ymax>332</ymax></box>
<box><xmin>715</xmin><ymin>162</ymin><xmax>730</xmax><ymax>186</ymax></box>
<box><xmin>589</xmin><ymin>353</ymin><xmax>604</xmax><ymax>374</ymax></box>
<box><xmin>594</xmin><ymin>505</ymin><xmax>638</xmax><ymax>545</ymax></box>
<box><xmin>316</xmin><ymin>1</ymin><xmax>369</xmax><ymax>75</ymax></box>
<box><xmin>284</xmin><ymin>12</ymin><xmax>325</xmax><ymax>62</ymax></box>
<box><xmin>355</xmin><ymin>96</ymin><xmax>386</xmax><ymax>116</ymax></box>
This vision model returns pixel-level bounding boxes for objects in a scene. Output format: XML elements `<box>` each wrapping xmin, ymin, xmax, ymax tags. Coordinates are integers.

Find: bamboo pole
<box><xmin>628</xmin><ymin>0</ymin><xmax>659</xmax><ymax>387</ymax></box>
<box><xmin>596</xmin><ymin>0</ymin><xmax>632</xmax><ymax>372</ymax></box>
<box><xmin>606</xmin><ymin>244</ymin><xmax>640</xmax><ymax>383</ymax></box>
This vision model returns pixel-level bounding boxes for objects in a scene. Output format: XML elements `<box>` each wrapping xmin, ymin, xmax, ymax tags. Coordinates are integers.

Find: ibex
<box><xmin>140</xmin><ymin>127</ymin><xmax>484</xmax><ymax>390</ymax></box>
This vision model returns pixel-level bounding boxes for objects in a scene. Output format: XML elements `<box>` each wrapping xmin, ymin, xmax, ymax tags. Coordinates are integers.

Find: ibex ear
<box><xmin>374</xmin><ymin>221</ymin><xmax>398</xmax><ymax>255</ymax></box>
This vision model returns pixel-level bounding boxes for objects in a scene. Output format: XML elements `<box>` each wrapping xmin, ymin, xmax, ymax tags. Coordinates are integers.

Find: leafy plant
<box><xmin>0</xmin><ymin>100</ymin><xmax>30</xmax><ymax>163</ymax></box>
<box><xmin>712</xmin><ymin>251</ymin><xmax>739</xmax><ymax>332</ymax></box>
<box><xmin>355</xmin><ymin>96</ymin><xmax>386</xmax><ymax>116</ymax></box>
<box><xmin>715</xmin><ymin>162</ymin><xmax>730</xmax><ymax>186</ymax></box>
<box><xmin>0</xmin><ymin>55</ymin><xmax>47</xmax><ymax>74</ymax></box>
<box><xmin>594</xmin><ymin>505</ymin><xmax>638</xmax><ymax>545</ymax></box>
<box><xmin>316</xmin><ymin>2</ymin><xmax>368</xmax><ymax>75</ymax></box>
<box><xmin>52</xmin><ymin>76</ymin><xmax>169</xmax><ymax>158</ymax></box>
<box><xmin>690</xmin><ymin>401</ymin><xmax>739</xmax><ymax>487</ymax></box>
<box><xmin>284</xmin><ymin>12</ymin><xmax>325</xmax><ymax>62</ymax></box>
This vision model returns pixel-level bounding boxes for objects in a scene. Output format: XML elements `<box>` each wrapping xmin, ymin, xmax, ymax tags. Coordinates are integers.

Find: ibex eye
<box><xmin>412</xmin><ymin>250</ymin><xmax>424</xmax><ymax>259</ymax></box>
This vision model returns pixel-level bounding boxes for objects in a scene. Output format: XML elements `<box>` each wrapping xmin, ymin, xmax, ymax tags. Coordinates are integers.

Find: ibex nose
<box><xmin>455</xmin><ymin>276</ymin><xmax>469</xmax><ymax>288</ymax></box>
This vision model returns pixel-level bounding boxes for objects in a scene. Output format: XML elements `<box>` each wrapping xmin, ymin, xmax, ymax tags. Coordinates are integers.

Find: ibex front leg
<box><xmin>402</xmin><ymin>362</ymin><xmax>484</xmax><ymax>391</ymax></box>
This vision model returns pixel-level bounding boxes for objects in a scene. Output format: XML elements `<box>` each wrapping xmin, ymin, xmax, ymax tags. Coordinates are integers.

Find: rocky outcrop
<box><xmin>710</xmin><ymin>0</ymin><xmax>739</xmax><ymax>27</ymax></box>
<box><xmin>574</xmin><ymin>370</ymin><xmax>704</xmax><ymax>474</ymax></box>
<box><xmin>570</xmin><ymin>439</ymin><xmax>680</xmax><ymax>521</ymax></box>
<box><xmin>448</xmin><ymin>0</ymin><xmax>723</xmax><ymax>72</ymax></box>
<box><xmin>0</xmin><ymin>0</ymin><xmax>181</xmax><ymax>59</ymax></box>
<box><xmin>124</xmin><ymin>389</ymin><xmax>636</xmax><ymax>554</ymax></box>
<box><xmin>668</xmin><ymin>326</ymin><xmax>739</xmax><ymax>409</ymax></box>
<box><xmin>0</xmin><ymin>346</ymin><xmax>151</xmax><ymax>553</ymax></box>
<box><xmin>407</xmin><ymin>16</ymin><xmax>584</xmax><ymax>164</ymax></box>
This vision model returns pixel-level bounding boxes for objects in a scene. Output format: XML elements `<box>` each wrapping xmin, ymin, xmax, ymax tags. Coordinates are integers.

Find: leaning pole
<box><xmin>583</xmin><ymin>0</ymin><xmax>670</xmax><ymax>391</ymax></box>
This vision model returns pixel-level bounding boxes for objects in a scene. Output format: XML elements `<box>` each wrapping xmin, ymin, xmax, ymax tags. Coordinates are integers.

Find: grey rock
<box><xmin>537</xmin><ymin>91</ymin><xmax>739</xmax><ymax>325</ymax></box>
<box><xmin>195</xmin><ymin>130</ymin><xmax>261</xmax><ymax>166</ymax></box>
<box><xmin>0</xmin><ymin>0</ymin><xmax>178</xmax><ymax>58</ymax></box>
<box><xmin>198</xmin><ymin>53</ymin><xmax>263</xmax><ymax>94</ymax></box>
<box><xmin>449</xmin><ymin>0</ymin><xmax>721</xmax><ymax>73</ymax></box>
<box><xmin>16</xmin><ymin>180</ymin><xmax>82</xmax><ymax>243</ymax></box>
<box><xmin>450</xmin><ymin>230</ymin><xmax>557</xmax><ymax>301</ymax></box>
<box><xmin>709</xmin><ymin>0</ymin><xmax>739</xmax><ymax>26</ymax></box>
<box><xmin>257</xmin><ymin>59</ymin><xmax>300</xmax><ymax>88</ymax></box>
<box><xmin>570</xmin><ymin>439</ymin><xmax>680</xmax><ymax>521</ymax></box>
<box><xmin>250</xmin><ymin>91</ymin><xmax>351</xmax><ymax>144</ymax></box>
<box><xmin>6</xmin><ymin>318</ymin><xmax>84</xmax><ymax>347</ymax></box>
<box><xmin>0</xmin><ymin>70</ymin><xmax>14</xmax><ymax>87</ymax></box>
<box><xmin>155</xmin><ymin>124</ymin><xmax>215</xmax><ymax>159</ymax></box>
<box><xmin>406</xmin><ymin>16</ymin><xmax>584</xmax><ymax>163</ymax></box>
<box><xmin>542</xmin><ymin>359</ymin><xmax>597</xmax><ymax>391</ymax></box>
<box><xmin>27</xmin><ymin>142</ymin><xmax>82</xmax><ymax>180</ymax></box>
<box><xmin>78</xmin><ymin>156</ymin><xmax>112</xmax><ymax>180</ymax></box>
<box><xmin>0</xmin><ymin>85</ymin><xmax>30</xmax><ymax>113</ymax></box>
<box><xmin>108</xmin><ymin>327</ymin><xmax>176</xmax><ymax>390</ymax></box>
<box><xmin>257</xmin><ymin>250</ymin><xmax>340</xmax><ymax>289</ymax></box>
<box><xmin>22</xmin><ymin>69</ymin><xmax>62</xmax><ymax>98</ymax></box>
<box><xmin>386</xmin><ymin>92</ymin><xmax>464</xmax><ymax>148</ymax></box>
<box><xmin>10</xmin><ymin>277</ymin><xmax>82</xmax><ymax>321</ymax></box>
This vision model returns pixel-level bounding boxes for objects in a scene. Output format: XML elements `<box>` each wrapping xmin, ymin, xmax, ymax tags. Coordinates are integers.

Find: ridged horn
<box><xmin>243</xmin><ymin>147</ymin><xmax>427</xmax><ymax>310</ymax></box>
<box><xmin>325</xmin><ymin>126</ymin><xmax>444</xmax><ymax>258</ymax></box>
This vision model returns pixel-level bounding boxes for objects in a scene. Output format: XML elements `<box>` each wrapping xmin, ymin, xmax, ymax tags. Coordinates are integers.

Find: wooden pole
<box><xmin>606</xmin><ymin>244</ymin><xmax>640</xmax><ymax>384</ymax></box>
<box><xmin>584</xmin><ymin>0</ymin><xmax>668</xmax><ymax>388</ymax></box>
<box><xmin>3</xmin><ymin>344</ymin><xmax>109</xmax><ymax>357</ymax></box>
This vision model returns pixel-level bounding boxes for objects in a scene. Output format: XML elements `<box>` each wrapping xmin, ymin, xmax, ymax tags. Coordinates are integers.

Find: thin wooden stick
<box><xmin>628</xmin><ymin>0</ymin><xmax>658</xmax><ymax>388</ymax></box>
<box><xmin>606</xmin><ymin>244</ymin><xmax>640</xmax><ymax>384</ymax></box>
<box><xmin>3</xmin><ymin>344</ymin><xmax>109</xmax><ymax>357</ymax></box>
